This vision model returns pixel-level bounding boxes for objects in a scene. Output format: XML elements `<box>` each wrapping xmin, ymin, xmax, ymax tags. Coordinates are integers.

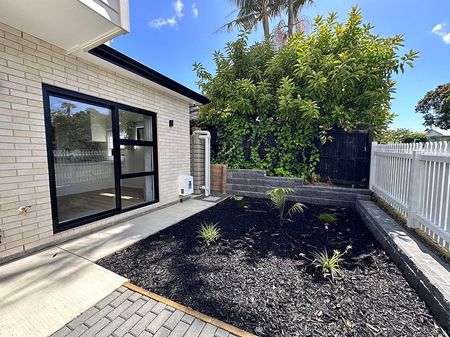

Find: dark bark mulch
<box><xmin>98</xmin><ymin>198</ymin><xmax>446</xmax><ymax>337</ymax></box>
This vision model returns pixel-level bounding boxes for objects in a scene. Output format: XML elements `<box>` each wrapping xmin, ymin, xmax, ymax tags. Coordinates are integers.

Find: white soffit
<box><xmin>0</xmin><ymin>0</ymin><xmax>129</xmax><ymax>53</ymax></box>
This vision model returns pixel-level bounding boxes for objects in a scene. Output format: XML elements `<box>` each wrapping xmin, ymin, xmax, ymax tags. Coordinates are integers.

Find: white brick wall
<box><xmin>0</xmin><ymin>22</ymin><xmax>191</xmax><ymax>261</ymax></box>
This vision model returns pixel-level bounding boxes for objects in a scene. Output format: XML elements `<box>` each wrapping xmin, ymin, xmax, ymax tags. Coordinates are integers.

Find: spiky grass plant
<box><xmin>197</xmin><ymin>222</ymin><xmax>221</xmax><ymax>246</ymax></box>
<box><xmin>311</xmin><ymin>245</ymin><xmax>352</xmax><ymax>281</ymax></box>
<box><xmin>266</xmin><ymin>188</ymin><xmax>305</xmax><ymax>226</ymax></box>
<box><xmin>319</xmin><ymin>213</ymin><xmax>337</xmax><ymax>224</ymax></box>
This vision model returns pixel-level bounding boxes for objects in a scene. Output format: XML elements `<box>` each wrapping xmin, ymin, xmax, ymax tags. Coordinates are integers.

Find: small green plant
<box><xmin>311</xmin><ymin>245</ymin><xmax>352</xmax><ymax>281</ymax></box>
<box><xmin>197</xmin><ymin>222</ymin><xmax>221</xmax><ymax>246</ymax></box>
<box><xmin>319</xmin><ymin>213</ymin><xmax>337</xmax><ymax>224</ymax></box>
<box><xmin>266</xmin><ymin>188</ymin><xmax>305</xmax><ymax>226</ymax></box>
<box><xmin>230</xmin><ymin>195</ymin><xmax>246</xmax><ymax>211</ymax></box>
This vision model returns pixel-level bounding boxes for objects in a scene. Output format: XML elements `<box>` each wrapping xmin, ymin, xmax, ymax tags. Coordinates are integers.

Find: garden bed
<box><xmin>98</xmin><ymin>197</ymin><xmax>445</xmax><ymax>337</ymax></box>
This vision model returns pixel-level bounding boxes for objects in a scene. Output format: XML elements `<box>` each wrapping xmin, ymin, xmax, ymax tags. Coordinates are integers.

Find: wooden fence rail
<box><xmin>370</xmin><ymin>141</ymin><xmax>450</xmax><ymax>251</ymax></box>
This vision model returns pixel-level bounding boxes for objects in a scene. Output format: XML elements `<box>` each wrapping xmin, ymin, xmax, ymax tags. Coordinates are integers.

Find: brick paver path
<box><xmin>51</xmin><ymin>286</ymin><xmax>239</xmax><ymax>337</ymax></box>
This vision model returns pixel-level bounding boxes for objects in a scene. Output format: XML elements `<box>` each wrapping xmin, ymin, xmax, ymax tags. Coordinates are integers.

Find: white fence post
<box><xmin>407</xmin><ymin>149</ymin><xmax>423</xmax><ymax>228</ymax></box>
<box><xmin>369</xmin><ymin>141</ymin><xmax>378</xmax><ymax>190</ymax></box>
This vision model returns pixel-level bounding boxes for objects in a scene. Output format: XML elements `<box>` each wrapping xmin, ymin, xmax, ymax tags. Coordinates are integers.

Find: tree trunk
<box><xmin>287</xmin><ymin>0</ymin><xmax>294</xmax><ymax>37</ymax></box>
<box><xmin>263</xmin><ymin>15</ymin><xmax>270</xmax><ymax>40</ymax></box>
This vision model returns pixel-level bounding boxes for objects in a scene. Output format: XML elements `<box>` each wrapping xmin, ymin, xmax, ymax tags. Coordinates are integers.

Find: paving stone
<box><xmin>146</xmin><ymin>310</ymin><xmax>172</xmax><ymax>333</ymax></box>
<box><xmin>214</xmin><ymin>328</ymin><xmax>229</xmax><ymax>337</ymax></box>
<box><xmin>181</xmin><ymin>314</ymin><xmax>195</xmax><ymax>325</ymax></box>
<box><xmin>184</xmin><ymin>319</ymin><xmax>205</xmax><ymax>337</ymax></box>
<box><xmin>150</xmin><ymin>302</ymin><xmax>166</xmax><ymax>315</ymax></box>
<box><xmin>165</xmin><ymin>305</ymin><xmax>175</xmax><ymax>312</ymax></box>
<box><xmin>95</xmin><ymin>291</ymin><xmax>122</xmax><ymax>309</ymax></box>
<box><xmin>168</xmin><ymin>321</ymin><xmax>190</xmax><ymax>337</ymax></box>
<box><xmin>67</xmin><ymin>307</ymin><xmax>99</xmax><ymax>330</ymax></box>
<box><xmin>129</xmin><ymin>311</ymin><xmax>157</xmax><ymax>336</ymax></box>
<box><xmin>153</xmin><ymin>327</ymin><xmax>171</xmax><ymax>337</ymax></box>
<box><xmin>96</xmin><ymin>317</ymin><xmax>126</xmax><ymax>337</ymax></box>
<box><xmin>163</xmin><ymin>310</ymin><xmax>184</xmax><ymax>330</ymax></box>
<box><xmin>51</xmin><ymin>326</ymin><xmax>71</xmax><ymax>337</ymax></box>
<box><xmin>84</xmin><ymin>305</ymin><xmax>114</xmax><ymax>327</ymax></box>
<box><xmin>112</xmin><ymin>313</ymin><xmax>142</xmax><ymax>337</ymax></box>
<box><xmin>110</xmin><ymin>290</ymin><xmax>134</xmax><ymax>308</ymax></box>
<box><xmin>107</xmin><ymin>300</ymin><xmax>133</xmax><ymax>320</ymax></box>
<box><xmin>129</xmin><ymin>292</ymin><xmax>142</xmax><ymax>302</ymax></box>
<box><xmin>137</xmin><ymin>299</ymin><xmax>158</xmax><ymax>316</ymax></box>
<box><xmin>139</xmin><ymin>331</ymin><xmax>154</xmax><ymax>337</ymax></box>
<box><xmin>117</xmin><ymin>286</ymin><xmax>128</xmax><ymax>293</ymax></box>
<box><xmin>120</xmin><ymin>298</ymin><xmax>146</xmax><ymax>319</ymax></box>
<box><xmin>198</xmin><ymin>323</ymin><xmax>217</xmax><ymax>337</ymax></box>
<box><xmin>80</xmin><ymin>317</ymin><xmax>109</xmax><ymax>337</ymax></box>
<box><xmin>66</xmin><ymin>324</ymin><xmax>88</xmax><ymax>337</ymax></box>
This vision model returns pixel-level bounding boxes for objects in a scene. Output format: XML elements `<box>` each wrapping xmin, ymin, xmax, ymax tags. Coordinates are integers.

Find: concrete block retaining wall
<box><xmin>227</xmin><ymin>169</ymin><xmax>371</xmax><ymax>207</ymax></box>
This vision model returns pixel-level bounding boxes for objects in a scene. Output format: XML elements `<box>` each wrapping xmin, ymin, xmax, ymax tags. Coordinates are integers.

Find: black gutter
<box><xmin>89</xmin><ymin>44</ymin><xmax>210</xmax><ymax>105</ymax></box>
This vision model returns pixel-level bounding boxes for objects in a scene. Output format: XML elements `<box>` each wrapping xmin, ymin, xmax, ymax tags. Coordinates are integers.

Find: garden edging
<box><xmin>356</xmin><ymin>199</ymin><xmax>450</xmax><ymax>332</ymax></box>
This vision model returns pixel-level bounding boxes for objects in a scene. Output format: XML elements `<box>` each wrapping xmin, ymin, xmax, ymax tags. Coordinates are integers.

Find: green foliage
<box><xmin>311</xmin><ymin>245</ymin><xmax>352</xmax><ymax>281</ymax></box>
<box><xmin>319</xmin><ymin>213</ymin><xmax>337</xmax><ymax>223</ymax></box>
<box><xmin>197</xmin><ymin>222</ymin><xmax>221</xmax><ymax>246</ymax></box>
<box><xmin>194</xmin><ymin>7</ymin><xmax>417</xmax><ymax>178</ymax></box>
<box><xmin>266</xmin><ymin>188</ymin><xmax>305</xmax><ymax>226</ymax></box>
<box><xmin>378</xmin><ymin>128</ymin><xmax>427</xmax><ymax>144</ymax></box>
<box><xmin>415</xmin><ymin>83</ymin><xmax>450</xmax><ymax>129</ymax></box>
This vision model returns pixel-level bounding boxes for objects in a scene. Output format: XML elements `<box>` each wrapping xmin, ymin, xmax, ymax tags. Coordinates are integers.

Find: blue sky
<box><xmin>110</xmin><ymin>0</ymin><xmax>450</xmax><ymax>131</ymax></box>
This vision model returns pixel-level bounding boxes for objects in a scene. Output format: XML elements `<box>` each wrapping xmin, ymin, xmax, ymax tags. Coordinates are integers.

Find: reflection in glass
<box><xmin>121</xmin><ymin>146</ymin><xmax>154</xmax><ymax>174</ymax></box>
<box><xmin>119</xmin><ymin>109</ymin><xmax>153</xmax><ymax>141</ymax></box>
<box><xmin>50</xmin><ymin>96</ymin><xmax>115</xmax><ymax>222</ymax></box>
<box><xmin>121</xmin><ymin>176</ymin><xmax>155</xmax><ymax>208</ymax></box>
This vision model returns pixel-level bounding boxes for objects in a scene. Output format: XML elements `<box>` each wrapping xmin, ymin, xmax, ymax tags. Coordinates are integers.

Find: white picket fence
<box><xmin>370</xmin><ymin>141</ymin><xmax>450</xmax><ymax>251</ymax></box>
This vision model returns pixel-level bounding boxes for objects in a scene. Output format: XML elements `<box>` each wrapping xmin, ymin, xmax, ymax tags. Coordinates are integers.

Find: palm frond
<box><xmin>288</xmin><ymin>202</ymin><xmax>305</xmax><ymax>217</ymax></box>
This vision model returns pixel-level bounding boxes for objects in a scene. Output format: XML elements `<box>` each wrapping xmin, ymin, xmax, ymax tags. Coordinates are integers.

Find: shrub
<box><xmin>197</xmin><ymin>222</ymin><xmax>221</xmax><ymax>246</ymax></box>
<box><xmin>311</xmin><ymin>245</ymin><xmax>352</xmax><ymax>281</ymax></box>
<box><xmin>266</xmin><ymin>188</ymin><xmax>305</xmax><ymax>226</ymax></box>
<box><xmin>194</xmin><ymin>7</ymin><xmax>418</xmax><ymax>178</ymax></box>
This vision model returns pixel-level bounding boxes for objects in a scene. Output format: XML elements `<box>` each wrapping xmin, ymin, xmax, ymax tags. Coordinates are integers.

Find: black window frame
<box><xmin>43</xmin><ymin>84</ymin><xmax>159</xmax><ymax>233</ymax></box>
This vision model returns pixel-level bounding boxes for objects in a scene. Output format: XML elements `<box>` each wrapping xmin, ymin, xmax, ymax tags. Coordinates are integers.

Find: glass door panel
<box><xmin>49</xmin><ymin>96</ymin><xmax>116</xmax><ymax>223</ymax></box>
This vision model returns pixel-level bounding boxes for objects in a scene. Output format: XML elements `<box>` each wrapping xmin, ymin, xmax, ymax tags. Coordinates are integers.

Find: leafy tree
<box><xmin>415</xmin><ymin>83</ymin><xmax>450</xmax><ymax>129</ymax></box>
<box><xmin>196</xmin><ymin>7</ymin><xmax>417</xmax><ymax>178</ymax></box>
<box><xmin>378</xmin><ymin>128</ymin><xmax>427</xmax><ymax>144</ymax></box>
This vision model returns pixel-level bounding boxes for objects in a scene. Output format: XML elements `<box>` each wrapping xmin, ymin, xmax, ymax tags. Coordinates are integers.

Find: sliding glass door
<box><xmin>43</xmin><ymin>85</ymin><xmax>158</xmax><ymax>232</ymax></box>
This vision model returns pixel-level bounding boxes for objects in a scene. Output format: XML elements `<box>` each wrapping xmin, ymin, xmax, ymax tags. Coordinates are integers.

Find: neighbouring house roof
<box><xmin>89</xmin><ymin>44</ymin><xmax>210</xmax><ymax>105</ymax></box>
<box><xmin>426</xmin><ymin>127</ymin><xmax>450</xmax><ymax>137</ymax></box>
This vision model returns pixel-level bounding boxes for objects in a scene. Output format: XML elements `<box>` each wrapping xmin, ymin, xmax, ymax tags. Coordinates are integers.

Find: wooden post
<box><xmin>407</xmin><ymin>149</ymin><xmax>424</xmax><ymax>228</ymax></box>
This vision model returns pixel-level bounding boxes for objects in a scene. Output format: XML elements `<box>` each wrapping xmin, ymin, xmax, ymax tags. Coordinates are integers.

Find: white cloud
<box><xmin>432</xmin><ymin>23</ymin><xmax>447</xmax><ymax>36</ymax></box>
<box><xmin>174</xmin><ymin>0</ymin><xmax>184</xmax><ymax>18</ymax></box>
<box><xmin>432</xmin><ymin>22</ymin><xmax>450</xmax><ymax>44</ymax></box>
<box><xmin>444</xmin><ymin>33</ymin><xmax>450</xmax><ymax>44</ymax></box>
<box><xmin>149</xmin><ymin>0</ymin><xmax>185</xmax><ymax>30</ymax></box>
<box><xmin>192</xmin><ymin>3</ymin><xmax>199</xmax><ymax>18</ymax></box>
<box><xmin>149</xmin><ymin>16</ymin><xmax>177</xmax><ymax>29</ymax></box>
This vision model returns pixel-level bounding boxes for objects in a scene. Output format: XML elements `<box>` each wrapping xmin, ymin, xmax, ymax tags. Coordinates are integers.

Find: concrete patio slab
<box><xmin>0</xmin><ymin>247</ymin><xmax>127</xmax><ymax>337</ymax></box>
<box><xmin>58</xmin><ymin>198</ymin><xmax>216</xmax><ymax>262</ymax></box>
<box><xmin>0</xmin><ymin>198</ymin><xmax>218</xmax><ymax>337</ymax></box>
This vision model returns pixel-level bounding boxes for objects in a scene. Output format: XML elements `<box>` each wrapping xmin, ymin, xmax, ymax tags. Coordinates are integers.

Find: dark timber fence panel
<box><xmin>316</xmin><ymin>126</ymin><xmax>373</xmax><ymax>188</ymax></box>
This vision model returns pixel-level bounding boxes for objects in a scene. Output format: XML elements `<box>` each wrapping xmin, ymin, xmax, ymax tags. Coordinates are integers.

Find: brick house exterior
<box><xmin>0</xmin><ymin>13</ymin><xmax>208</xmax><ymax>261</ymax></box>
